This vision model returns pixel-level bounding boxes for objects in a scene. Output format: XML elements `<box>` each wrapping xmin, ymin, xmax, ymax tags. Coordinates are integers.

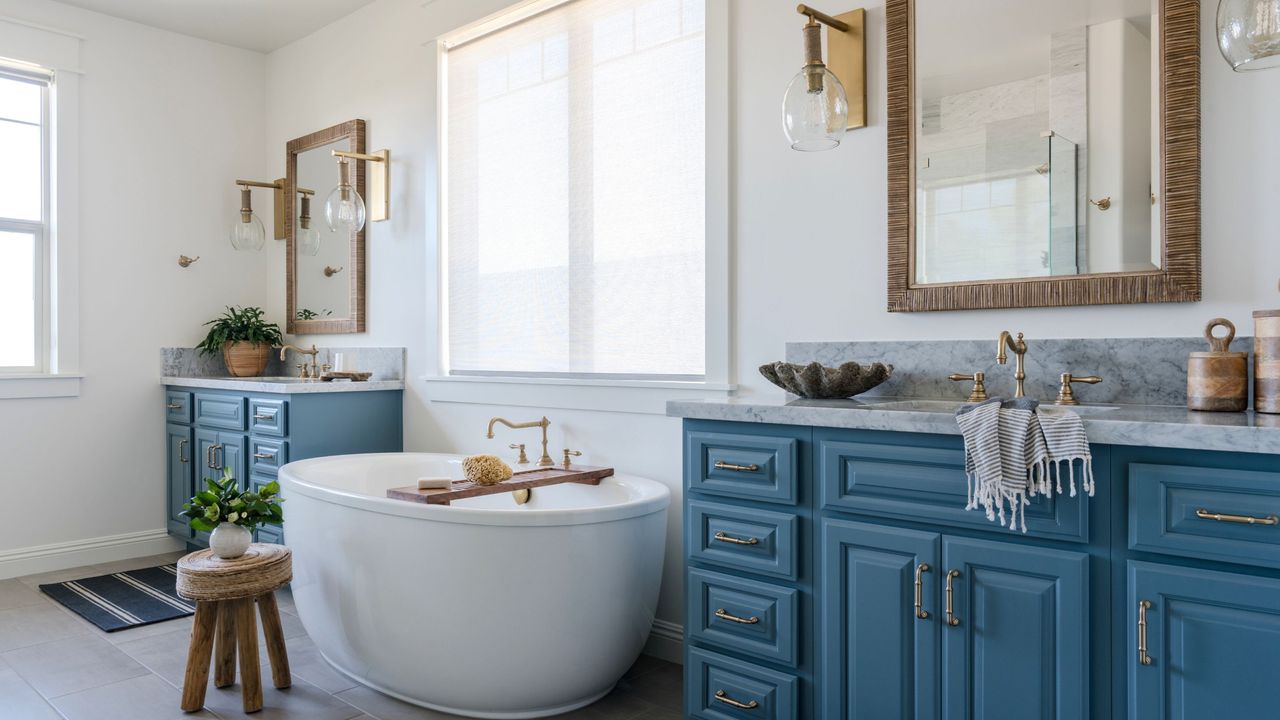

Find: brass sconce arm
<box><xmin>796</xmin><ymin>3</ymin><xmax>852</xmax><ymax>32</ymax></box>
<box><xmin>332</xmin><ymin>149</ymin><xmax>391</xmax><ymax>224</ymax></box>
<box><xmin>234</xmin><ymin>178</ymin><xmax>287</xmax><ymax>241</ymax></box>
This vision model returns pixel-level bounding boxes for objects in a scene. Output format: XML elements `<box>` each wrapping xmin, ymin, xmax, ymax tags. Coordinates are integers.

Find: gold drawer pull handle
<box><xmin>714</xmin><ymin>690</ymin><xmax>759</xmax><ymax>710</ymax></box>
<box><xmin>914</xmin><ymin>563</ymin><xmax>930</xmax><ymax>620</ymax></box>
<box><xmin>714</xmin><ymin>531</ymin><xmax>759</xmax><ymax>546</ymax></box>
<box><xmin>178</xmin><ymin>439</ymin><xmax>188</xmax><ymax>464</ymax></box>
<box><xmin>945</xmin><ymin>569</ymin><xmax>960</xmax><ymax>627</ymax></box>
<box><xmin>166</xmin><ymin>403</ymin><xmax>182</xmax><ymax>410</ymax></box>
<box><xmin>714</xmin><ymin>461</ymin><xmax>760</xmax><ymax>472</ymax></box>
<box><xmin>253</xmin><ymin>452</ymin><xmax>275</xmax><ymax>460</ymax></box>
<box><xmin>714</xmin><ymin>608</ymin><xmax>760</xmax><ymax>625</ymax></box>
<box><xmin>1138</xmin><ymin>599</ymin><xmax>1153</xmax><ymax>666</ymax></box>
<box><xmin>1195</xmin><ymin>508</ymin><xmax>1279</xmax><ymax>526</ymax></box>
<box><xmin>253</xmin><ymin>413</ymin><xmax>274</xmax><ymax>421</ymax></box>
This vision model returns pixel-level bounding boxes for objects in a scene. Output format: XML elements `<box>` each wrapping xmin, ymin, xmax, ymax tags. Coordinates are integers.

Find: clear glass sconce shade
<box><xmin>229</xmin><ymin>213</ymin><xmax>266</xmax><ymax>251</ymax></box>
<box><xmin>324</xmin><ymin>184</ymin><xmax>366</xmax><ymax>233</ymax></box>
<box><xmin>297</xmin><ymin>226</ymin><xmax>321</xmax><ymax>256</ymax></box>
<box><xmin>782</xmin><ymin>65</ymin><xmax>849</xmax><ymax>151</ymax></box>
<box><xmin>1218</xmin><ymin>0</ymin><xmax>1280</xmax><ymax>70</ymax></box>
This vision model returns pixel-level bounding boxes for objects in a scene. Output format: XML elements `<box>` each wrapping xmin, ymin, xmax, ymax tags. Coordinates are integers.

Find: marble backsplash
<box><xmin>162</xmin><ymin>347</ymin><xmax>405</xmax><ymax>380</ymax></box>
<box><xmin>785</xmin><ymin>337</ymin><xmax>1249</xmax><ymax>407</ymax></box>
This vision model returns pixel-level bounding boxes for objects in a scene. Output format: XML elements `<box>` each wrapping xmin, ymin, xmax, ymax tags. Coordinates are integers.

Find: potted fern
<box><xmin>183</xmin><ymin>468</ymin><xmax>285</xmax><ymax>558</ymax></box>
<box><xmin>195</xmin><ymin>306</ymin><xmax>284</xmax><ymax>377</ymax></box>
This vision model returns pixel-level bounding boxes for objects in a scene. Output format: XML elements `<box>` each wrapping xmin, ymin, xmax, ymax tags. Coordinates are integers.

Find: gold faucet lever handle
<box><xmin>509</xmin><ymin>444</ymin><xmax>530</xmax><ymax>465</ymax></box>
<box><xmin>1056</xmin><ymin>373</ymin><xmax>1103</xmax><ymax>405</ymax></box>
<box><xmin>563</xmin><ymin>449</ymin><xmax>582</xmax><ymax>468</ymax></box>
<box><xmin>948</xmin><ymin>372</ymin><xmax>988</xmax><ymax>402</ymax></box>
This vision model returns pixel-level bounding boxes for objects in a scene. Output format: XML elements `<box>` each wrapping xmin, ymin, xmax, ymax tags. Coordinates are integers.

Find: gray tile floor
<box><xmin>0</xmin><ymin>553</ymin><xmax>683</xmax><ymax>719</ymax></box>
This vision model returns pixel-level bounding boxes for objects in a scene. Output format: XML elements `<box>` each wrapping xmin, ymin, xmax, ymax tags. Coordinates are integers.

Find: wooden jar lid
<box><xmin>1256</xmin><ymin>309</ymin><xmax>1280</xmax><ymax>318</ymax></box>
<box><xmin>1189</xmin><ymin>318</ymin><xmax>1247</xmax><ymax>358</ymax></box>
<box><xmin>177</xmin><ymin>544</ymin><xmax>292</xmax><ymax>601</ymax></box>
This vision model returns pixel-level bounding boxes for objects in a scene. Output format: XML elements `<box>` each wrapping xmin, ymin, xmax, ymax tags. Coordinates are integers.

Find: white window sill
<box><xmin>422</xmin><ymin>374</ymin><xmax>734</xmax><ymax>415</ymax></box>
<box><xmin>0</xmin><ymin>373</ymin><xmax>82</xmax><ymax>399</ymax></box>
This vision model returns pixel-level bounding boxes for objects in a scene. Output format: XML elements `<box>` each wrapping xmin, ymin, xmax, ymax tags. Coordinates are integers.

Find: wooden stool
<box><xmin>176</xmin><ymin>544</ymin><xmax>293</xmax><ymax>713</ymax></box>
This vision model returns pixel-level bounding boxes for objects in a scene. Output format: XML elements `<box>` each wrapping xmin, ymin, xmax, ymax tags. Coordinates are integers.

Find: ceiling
<box><xmin>53</xmin><ymin>0</ymin><xmax>376</xmax><ymax>53</ymax></box>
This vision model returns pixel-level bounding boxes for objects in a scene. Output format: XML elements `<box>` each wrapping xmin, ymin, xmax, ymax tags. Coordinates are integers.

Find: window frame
<box><xmin>0</xmin><ymin>18</ymin><xmax>83</xmax><ymax>400</ymax></box>
<box><xmin>428</xmin><ymin>0</ymin><xmax>732</xmax><ymax>411</ymax></box>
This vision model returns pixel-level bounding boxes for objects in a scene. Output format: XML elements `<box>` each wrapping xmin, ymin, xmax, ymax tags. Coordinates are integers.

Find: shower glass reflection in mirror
<box><xmin>913</xmin><ymin>0</ymin><xmax>1159</xmax><ymax>285</ymax></box>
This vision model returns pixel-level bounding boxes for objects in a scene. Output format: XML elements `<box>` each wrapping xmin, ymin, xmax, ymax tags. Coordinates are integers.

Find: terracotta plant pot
<box><xmin>223</xmin><ymin>342</ymin><xmax>271</xmax><ymax>377</ymax></box>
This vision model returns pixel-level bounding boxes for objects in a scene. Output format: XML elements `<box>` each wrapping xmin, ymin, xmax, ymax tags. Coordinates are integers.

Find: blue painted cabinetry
<box><xmin>684</xmin><ymin>419</ymin><xmax>1280</xmax><ymax>719</ymax></box>
<box><xmin>165</xmin><ymin>385</ymin><xmax>402</xmax><ymax>547</ymax></box>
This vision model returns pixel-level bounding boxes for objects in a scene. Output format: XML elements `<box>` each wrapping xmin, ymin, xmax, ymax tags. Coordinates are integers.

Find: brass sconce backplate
<box><xmin>830</xmin><ymin>8</ymin><xmax>867</xmax><ymax>130</ymax></box>
<box><xmin>369</xmin><ymin>149</ymin><xmax>389</xmax><ymax>223</ymax></box>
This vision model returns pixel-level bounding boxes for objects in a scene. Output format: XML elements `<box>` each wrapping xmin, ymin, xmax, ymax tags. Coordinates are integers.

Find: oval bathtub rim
<box><xmin>278</xmin><ymin>452</ymin><xmax>671</xmax><ymax>528</ymax></box>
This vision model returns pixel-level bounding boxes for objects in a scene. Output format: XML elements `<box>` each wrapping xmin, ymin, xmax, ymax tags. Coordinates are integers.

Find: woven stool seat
<box><xmin>177</xmin><ymin>544</ymin><xmax>292</xmax><ymax>601</ymax></box>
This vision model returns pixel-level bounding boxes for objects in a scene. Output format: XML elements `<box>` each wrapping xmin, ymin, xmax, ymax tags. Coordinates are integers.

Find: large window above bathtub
<box><xmin>439</xmin><ymin>0</ymin><xmax>713</xmax><ymax>383</ymax></box>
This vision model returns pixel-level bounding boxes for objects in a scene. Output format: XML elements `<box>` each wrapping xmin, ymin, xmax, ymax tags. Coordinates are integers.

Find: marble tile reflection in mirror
<box><xmin>914</xmin><ymin>0</ymin><xmax>1160</xmax><ymax>285</ymax></box>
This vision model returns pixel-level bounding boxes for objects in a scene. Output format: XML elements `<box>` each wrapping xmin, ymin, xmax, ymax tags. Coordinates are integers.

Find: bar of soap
<box><xmin>417</xmin><ymin>477</ymin><xmax>453</xmax><ymax>490</ymax></box>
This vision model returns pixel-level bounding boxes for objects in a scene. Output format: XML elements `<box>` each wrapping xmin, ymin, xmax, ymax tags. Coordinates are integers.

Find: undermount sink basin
<box><xmin>860</xmin><ymin>399</ymin><xmax>1118</xmax><ymax>415</ymax></box>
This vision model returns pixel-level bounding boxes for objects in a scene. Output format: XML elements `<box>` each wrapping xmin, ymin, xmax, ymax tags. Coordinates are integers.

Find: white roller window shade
<box><xmin>443</xmin><ymin>0</ymin><xmax>706</xmax><ymax>381</ymax></box>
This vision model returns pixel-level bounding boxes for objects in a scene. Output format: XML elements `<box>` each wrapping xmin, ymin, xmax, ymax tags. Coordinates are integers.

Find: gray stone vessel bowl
<box><xmin>759</xmin><ymin>361</ymin><xmax>893</xmax><ymax>399</ymax></box>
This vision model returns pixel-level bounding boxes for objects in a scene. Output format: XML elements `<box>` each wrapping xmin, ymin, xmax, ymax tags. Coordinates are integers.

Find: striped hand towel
<box><xmin>955</xmin><ymin>398</ymin><xmax>1093</xmax><ymax>532</ymax></box>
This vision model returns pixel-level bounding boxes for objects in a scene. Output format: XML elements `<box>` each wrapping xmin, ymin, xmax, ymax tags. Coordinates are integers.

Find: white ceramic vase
<box><xmin>209</xmin><ymin>523</ymin><xmax>252</xmax><ymax>559</ymax></box>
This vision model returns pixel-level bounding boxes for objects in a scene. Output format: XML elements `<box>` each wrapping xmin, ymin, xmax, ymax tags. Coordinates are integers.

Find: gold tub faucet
<box><xmin>996</xmin><ymin>331</ymin><xmax>1029</xmax><ymax>398</ymax></box>
<box><xmin>486</xmin><ymin>416</ymin><xmax>554</xmax><ymax>467</ymax></box>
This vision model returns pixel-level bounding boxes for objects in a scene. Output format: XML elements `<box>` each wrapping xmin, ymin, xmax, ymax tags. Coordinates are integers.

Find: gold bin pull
<box><xmin>713</xmin><ymin>690</ymin><xmax>760</xmax><ymax>710</ymax></box>
<box><xmin>714</xmin><ymin>461</ymin><xmax>760</xmax><ymax>472</ymax></box>
<box><xmin>713</xmin><ymin>531</ymin><xmax>759</xmax><ymax>546</ymax></box>
<box><xmin>1138</xmin><ymin>599</ymin><xmax>1153</xmax><ymax>666</ymax></box>
<box><xmin>714</xmin><ymin>608</ymin><xmax>760</xmax><ymax>625</ymax></box>
<box><xmin>1195</xmin><ymin>508</ymin><xmax>1279</xmax><ymax>526</ymax></box>
<box><xmin>945</xmin><ymin>569</ymin><xmax>961</xmax><ymax>627</ymax></box>
<box><xmin>914</xmin><ymin>563</ymin><xmax>930</xmax><ymax>620</ymax></box>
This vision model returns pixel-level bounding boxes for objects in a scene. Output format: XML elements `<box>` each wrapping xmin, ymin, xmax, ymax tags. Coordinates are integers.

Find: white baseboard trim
<box><xmin>0</xmin><ymin>528</ymin><xmax>184</xmax><ymax>580</ymax></box>
<box><xmin>642</xmin><ymin>618</ymin><xmax>684</xmax><ymax>664</ymax></box>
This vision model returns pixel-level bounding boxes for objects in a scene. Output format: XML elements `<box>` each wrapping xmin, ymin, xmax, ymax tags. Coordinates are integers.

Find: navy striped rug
<box><xmin>40</xmin><ymin>564</ymin><xmax>195</xmax><ymax>632</ymax></box>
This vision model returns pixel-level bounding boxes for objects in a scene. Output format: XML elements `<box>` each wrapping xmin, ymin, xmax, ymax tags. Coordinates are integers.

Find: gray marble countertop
<box><xmin>161</xmin><ymin>376</ymin><xmax>405</xmax><ymax>394</ymax></box>
<box><xmin>668</xmin><ymin>395</ymin><xmax>1280</xmax><ymax>455</ymax></box>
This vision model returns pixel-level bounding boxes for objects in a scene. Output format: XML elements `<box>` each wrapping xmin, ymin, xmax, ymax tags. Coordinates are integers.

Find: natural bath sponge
<box><xmin>462</xmin><ymin>454</ymin><xmax>513</xmax><ymax>486</ymax></box>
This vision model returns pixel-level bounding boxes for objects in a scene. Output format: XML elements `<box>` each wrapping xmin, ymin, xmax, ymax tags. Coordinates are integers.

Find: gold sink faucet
<box><xmin>486</xmin><ymin>416</ymin><xmax>553</xmax><ymax>467</ymax></box>
<box><xmin>279</xmin><ymin>343</ymin><xmax>319</xmax><ymax>379</ymax></box>
<box><xmin>996</xmin><ymin>331</ymin><xmax>1028</xmax><ymax>398</ymax></box>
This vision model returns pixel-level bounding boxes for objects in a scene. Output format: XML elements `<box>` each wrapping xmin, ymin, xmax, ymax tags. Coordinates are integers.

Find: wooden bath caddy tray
<box><xmin>386</xmin><ymin>465</ymin><xmax>614</xmax><ymax>506</ymax></box>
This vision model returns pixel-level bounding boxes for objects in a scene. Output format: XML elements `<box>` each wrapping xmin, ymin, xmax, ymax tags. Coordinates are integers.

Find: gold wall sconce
<box><xmin>177</xmin><ymin>255</ymin><xmax>200</xmax><ymax>268</ymax></box>
<box><xmin>325</xmin><ymin>148</ymin><xmax>390</xmax><ymax>233</ymax></box>
<box><xmin>783</xmin><ymin>3</ymin><xmax>866</xmax><ymax>151</ymax></box>
<box><xmin>323</xmin><ymin>265</ymin><xmax>344</xmax><ymax>277</ymax></box>
<box><xmin>230</xmin><ymin>178</ymin><xmax>285</xmax><ymax>251</ymax></box>
<box><xmin>294</xmin><ymin>187</ymin><xmax>321</xmax><ymax>257</ymax></box>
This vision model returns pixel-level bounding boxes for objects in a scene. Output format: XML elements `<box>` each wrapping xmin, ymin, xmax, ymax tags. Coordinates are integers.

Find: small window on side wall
<box><xmin>0</xmin><ymin>64</ymin><xmax>50</xmax><ymax>373</ymax></box>
<box><xmin>440</xmin><ymin>0</ymin><xmax>708</xmax><ymax>382</ymax></box>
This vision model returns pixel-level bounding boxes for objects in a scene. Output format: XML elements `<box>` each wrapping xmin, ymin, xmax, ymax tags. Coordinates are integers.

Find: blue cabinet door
<box><xmin>195</xmin><ymin>428</ymin><xmax>246</xmax><ymax>486</ymax></box>
<box><xmin>820</xmin><ymin>518</ymin><xmax>941</xmax><ymax>720</ymax></box>
<box><xmin>166</xmin><ymin>424</ymin><xmax>193</xmax><ymax>538</ymax></box>
<box><xmin>1128</xmin><ymin>561</ymin><xmax>1280</xmax><ymax>720</ymax></box>
<box><xmin>941</xmin><ymin>536</ymin><xmax>1089</xmax><ymax>720</ymax></box>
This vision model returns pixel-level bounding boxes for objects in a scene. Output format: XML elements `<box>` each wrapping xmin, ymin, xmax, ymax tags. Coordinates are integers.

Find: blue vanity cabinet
<box><xmin>1127</xmin><ymin>561</ymin><xmax>1280</xmax><ymax>720</ymax></box>
<box><xmin>165</xmin><ymin>385</ymin><xmax>402</xmax><ymax>548</ymax></box>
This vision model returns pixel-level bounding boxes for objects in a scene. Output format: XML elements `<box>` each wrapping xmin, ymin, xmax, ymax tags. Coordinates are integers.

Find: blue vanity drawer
<box><xmin>254</xmin><ymin>523</ymin><xmax>283</xmax><ymax>545</ymax></box>
<box><xmin>1130</xmin><ymin>463</ymin><xmax>1280</xmax><ymax>569</ymax></box>
<box><xmin>166</xmin><ymin>391</ymin><xmax>193</xmax><ymax>424</ymax></box>
<box><xmin>688</xmin><ymin>500</ymin><xmax>798</xmax><ymax>581</ymax></box>
<box><xmin>819</xmin><ymin>438</ymin><xmax>1087</xmax><ymax>542</ymax></box>
<box><xmin>194</xmin><ymin>394</ymin><xmax>247</xmax><ymax>431</ymax></box>
<box><xmin>688</xmin><ymin>568</ymin><xmax>798</xmax><ymax>667</ymax></box>
<box><xmin>687</xmin><ymin>647</ymin><xmax>798</xmax><ymax>720</ymax></box>
<box><xmin>250</xmin><ymin>438</ymin><xmax>288</xmax><ymax>476</ymax></box>
<box><xmin>687</xmin><ymin>431</ymin><xmax>797</xmax><ymax>505</ymax></box>
<box><xmin>249</xmin><ymin>398</ymin><xmax>288</xmax><ymax>437</ymax></box>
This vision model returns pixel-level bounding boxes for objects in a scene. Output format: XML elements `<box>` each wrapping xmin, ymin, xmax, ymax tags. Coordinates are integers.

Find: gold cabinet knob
<box><xmin>948</xmin><ymin>372</ymin><xmax>987</xmax><ymax>402</ymax></box>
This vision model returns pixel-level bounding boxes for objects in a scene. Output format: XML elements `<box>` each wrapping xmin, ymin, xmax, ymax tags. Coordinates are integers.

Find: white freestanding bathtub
<box><xmin>277</xmin><ymin>453</ymin><xmax>670</xmax><ymax>719</ymax></box>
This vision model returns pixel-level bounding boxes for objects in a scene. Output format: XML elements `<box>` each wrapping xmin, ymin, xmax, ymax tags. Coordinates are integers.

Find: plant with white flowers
<box><xmin>182</xmin><ymin>467</ymin><xmax>283</xmax><ymax>533</ymax></box>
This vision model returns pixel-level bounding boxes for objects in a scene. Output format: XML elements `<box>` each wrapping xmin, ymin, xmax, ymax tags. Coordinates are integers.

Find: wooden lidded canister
<box><xmin>1256</xmin><ymin>309</ymin><xmax>1280</xmax><ymax>414</ymax></box>
<box><xmin>1187</xmin><ymin>318</ymin><xmax>1249</xmax><ymax>412</ymax></box>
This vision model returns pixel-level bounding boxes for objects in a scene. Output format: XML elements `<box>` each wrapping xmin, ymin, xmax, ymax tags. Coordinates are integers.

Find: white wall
<box><xmin>0</xmin><ymin>0</ymin><xmax>271</xmax><ymax>572</ymax></box>
<box><xmin>263</xmin><ymin>0</ymin><xmax>1280</xmax><ymax>653</ymax></box>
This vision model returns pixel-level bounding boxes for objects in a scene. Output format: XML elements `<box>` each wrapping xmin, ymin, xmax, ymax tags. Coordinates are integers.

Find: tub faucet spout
<box><xmin>486</xmin><ymin>416</ymin><xmax>554</xmax><ymax>467</ymax></box>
